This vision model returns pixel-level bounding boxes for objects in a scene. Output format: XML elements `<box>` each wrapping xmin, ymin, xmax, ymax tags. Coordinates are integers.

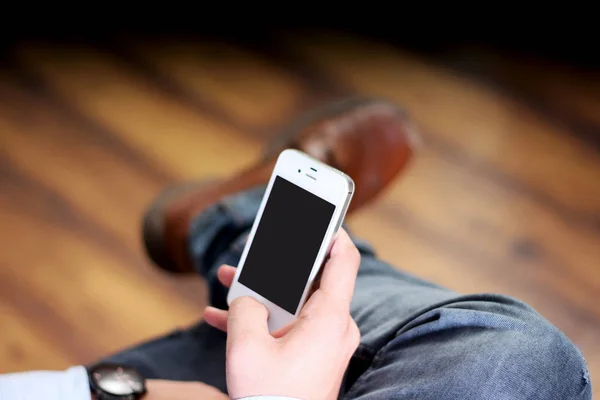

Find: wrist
<box><xmin>143</xmin><ymin>379</ymin><xmax>229</xmax><ymax>400</ymax></box>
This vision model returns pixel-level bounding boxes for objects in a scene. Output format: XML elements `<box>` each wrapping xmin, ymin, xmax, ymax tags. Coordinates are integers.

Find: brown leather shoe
<box><xmin>143</xmin><ymin>98</ymin><xmax>419</xmax><ymax>274</ymax></box>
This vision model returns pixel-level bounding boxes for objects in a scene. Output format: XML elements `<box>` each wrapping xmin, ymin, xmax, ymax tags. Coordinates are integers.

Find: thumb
<box><xmin>227</xmin><ymin>297</ymin><xmax>270</xmax><ymax>343</ymax></box>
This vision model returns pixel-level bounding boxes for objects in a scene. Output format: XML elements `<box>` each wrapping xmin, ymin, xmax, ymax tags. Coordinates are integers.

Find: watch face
<box><xmin>91</xmin><ymin>364</ymin><xmax>145</xmax><ymax>396</ymax></box>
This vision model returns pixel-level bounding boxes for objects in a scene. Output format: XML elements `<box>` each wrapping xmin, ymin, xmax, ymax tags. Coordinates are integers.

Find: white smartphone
<box><xmin>227</xmin><ymin>149</ymin><xmax>354</xmax><ymax>332</ymax></box>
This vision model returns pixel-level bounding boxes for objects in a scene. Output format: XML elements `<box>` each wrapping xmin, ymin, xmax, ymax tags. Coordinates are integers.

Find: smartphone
<box><xmin>227</xmin><ymin>149</ymin><xmax>354</xmax><ymax>332</ymax></box>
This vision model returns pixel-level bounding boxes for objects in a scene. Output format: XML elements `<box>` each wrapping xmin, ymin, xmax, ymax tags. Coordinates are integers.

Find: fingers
<box><xmin>227</xmin><ymin>297</ymin><xmax>270</xmax><ymax>343</ymax></box>
<box><xmin>205</xmin><ymin>306</ymin><xmax>296</xmax><ymax>339</ymax></box>
<box><xmin>204</xmin><ymin>306</ymin><xmax>228</xmax><ymax>332</ymax></box>
<box><xmin>204</xmin><ymin>265</ymin><xmax>237</xmax><ymax>332</ymax></box>
<box><xmin>217</xmin><ymin>264</ymin><xmax>237</xmax><ymax>288</ymax></box>
<box><xmin>318</xmin><ymin>229</ymin><xmax>361</xmax><ymax>307</ymax></box>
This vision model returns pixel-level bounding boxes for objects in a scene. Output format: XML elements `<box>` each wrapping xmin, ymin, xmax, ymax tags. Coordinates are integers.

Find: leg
<box><xmin>341</xmin><ymin>247</ymin><xmax>592</xmax><ymax>399</ymax></box>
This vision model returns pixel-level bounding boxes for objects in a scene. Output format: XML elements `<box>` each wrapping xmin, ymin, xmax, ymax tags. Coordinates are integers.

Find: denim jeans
<box><xmin>103</xmin><ymin>187</ymin><xmax>592</xmax><ymax>399</ymax></box>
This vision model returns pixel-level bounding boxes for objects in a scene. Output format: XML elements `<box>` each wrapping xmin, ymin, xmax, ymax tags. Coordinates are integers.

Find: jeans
<box><xmin>103</xmin><ymin>186</ymin><xmax>592</xmax><ymax>399</ymax></box>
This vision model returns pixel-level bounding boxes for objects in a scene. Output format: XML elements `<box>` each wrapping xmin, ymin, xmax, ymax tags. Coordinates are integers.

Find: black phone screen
<box><xmin>238</xmin><ymin>176</ymin><xmax>336</xmax><ymax>314</ymax></box>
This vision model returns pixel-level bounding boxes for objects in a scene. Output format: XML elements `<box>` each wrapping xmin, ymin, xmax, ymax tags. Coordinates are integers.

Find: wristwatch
<box><xmin>88</xmin><ymin>363</ymin><xmax>147</xmax><ymax>400</ymax></box>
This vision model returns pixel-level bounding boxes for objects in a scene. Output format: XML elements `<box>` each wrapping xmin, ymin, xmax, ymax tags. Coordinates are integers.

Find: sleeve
<box><xmin>0</xmin><ymin>366</ymin><xmax>91</xmax><ymax>400</ymax></box>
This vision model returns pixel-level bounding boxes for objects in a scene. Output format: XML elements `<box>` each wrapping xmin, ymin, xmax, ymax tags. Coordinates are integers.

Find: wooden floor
<box><xmin>0</xmin><ymin>33</ymin><xmax>598</xmax><ymax>394</ymax></box>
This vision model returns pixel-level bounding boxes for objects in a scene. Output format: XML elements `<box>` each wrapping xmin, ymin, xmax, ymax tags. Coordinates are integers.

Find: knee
<box><xmin>451</xmin><ymin>296</ymin><xmax>592</xmax><ymax>399</ymax></box>
<box><xmin>490</xmin><ymin>321</ymin><xmax>590</xmax><ymax>399</ymax></box>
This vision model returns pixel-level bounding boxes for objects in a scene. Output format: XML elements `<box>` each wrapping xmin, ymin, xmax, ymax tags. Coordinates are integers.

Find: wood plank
<box><xmin>0</xmin><ymin>98</ymin><xmax>156</xmax><ymax>251</ymax></box>
<box><xmin>126</xmin><ymin>39</ymin><xmax>306</xmax><ymax>128</ymax></box>
<box><xmin>390</xmin><ymin>149</ymin><xmax>600</xmax><ymax>289</ymax></box>
<box><xmin>356</xmin><ymin>149</ymin><xmax>600</xmax><ymax>324</ymax></box>
<box><xmin>284</xmin><ymin>33</ymin><xmax>600</xmax><ymax>222</ymax></box>
<box><xmin>0</xmin><ymin>66</ymin><xmax>252</xmax><ymax>303</ymax></box>
<box><xmin>0</xmin><ymin>75</ymin><xmax>205</xmax><ymax>366</ymax></box>
<box><xmin>14</xmin><ymin>44</ymin><xmax>261</xmax><ymax>180</ymax></box>
<box><xmin>0</xmin><ymin>162</ymin><xmax>201</xmax><ymax>362</ymax></box>
<box><xmin>464</xmin><ymin>50</ymin><xmax>600</xmax><ymax>129</ymax></box>
<box><xmin>441</xmin><ymin>49</ymin><xmax>600</xmax><ymax>147</ymax></box>
<box><xmin>0</xmin><ymin>302</ymin><xmax>73</xmax><ymax>373</ymax></box>
<box><xmin>0</xmin><ymin>69</ymin><xmax>238</xmax><ymax>303</ymax></box>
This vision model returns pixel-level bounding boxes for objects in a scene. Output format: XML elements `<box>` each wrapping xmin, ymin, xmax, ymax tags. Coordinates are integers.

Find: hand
<box><xmin>204</xmin><ymin>229</ymin><xmax>361</xmax><ymax>400</ymax></box>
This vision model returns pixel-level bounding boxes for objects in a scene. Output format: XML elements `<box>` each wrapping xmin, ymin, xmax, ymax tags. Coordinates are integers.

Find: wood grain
<box><xmin>128</xmin><ymin>39</ymin><xmax>306</xmax><ymax>128</ymax></box>
<box><xmin>0</xmin><ymin>35</ymin><xmax>597</xmax><ymax>395</ymax></box>
<box><xmin>15</xmin><ymin>44</ymin><xmax>261</xmax><ymax>180</ymax></box>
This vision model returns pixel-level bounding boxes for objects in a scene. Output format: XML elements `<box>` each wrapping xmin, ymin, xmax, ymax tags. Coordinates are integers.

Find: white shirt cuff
<box><xmin>0</xmin><ymin>366</ymin><xmax>91</xmax><ymax>400</ymax></box>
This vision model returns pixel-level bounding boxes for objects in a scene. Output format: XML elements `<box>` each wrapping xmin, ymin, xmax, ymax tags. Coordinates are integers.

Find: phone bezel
<box><xmin>226</xmin><ymin>149</ymin><xmax>354</xmax><ymax>332</ymax></box>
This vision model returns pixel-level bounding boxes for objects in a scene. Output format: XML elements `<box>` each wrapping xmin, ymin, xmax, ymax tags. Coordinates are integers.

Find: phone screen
<box><xmin>238</xmin><ymin>176</ymin><xmax>336</xmax><ymax>314</ymax></box>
